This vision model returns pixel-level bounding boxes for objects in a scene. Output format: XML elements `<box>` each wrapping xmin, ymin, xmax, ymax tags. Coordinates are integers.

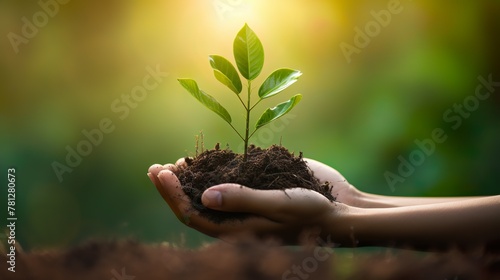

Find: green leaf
<box><xmin>258</xmin><ymin>68</ymin><xmax>302</xmax><ymax>99</ymax></box>
<box><xmin>178</xmin><ymin>79</ymin><xmax>232</xmax><ymax>123</ymax></box>
<box><xmin>255</xmin><ymin>94</ymin><xmax>302</xmax><ymax>129</ymax></box>
<box><xmin>209</xmin><ymin>55</ymin><xmax>242</xmax><ymax>94</ymax></box>
<box><xmin>233</xmin><ymin>24</ymin><xmax>264</xmax><ymax>80</ymax></box>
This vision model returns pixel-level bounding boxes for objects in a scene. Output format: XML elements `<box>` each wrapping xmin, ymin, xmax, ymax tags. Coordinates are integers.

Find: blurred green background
<box><xmin>1</xmin><ymin>0</ymin><xmax>499</xmax><ymax>250</ymax></box>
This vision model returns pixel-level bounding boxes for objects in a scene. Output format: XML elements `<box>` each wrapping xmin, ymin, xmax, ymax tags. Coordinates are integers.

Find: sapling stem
<box><xmin>243</xmin><ymin>80</ymin><xmax>252</xmax><ymax>161</ymax></box>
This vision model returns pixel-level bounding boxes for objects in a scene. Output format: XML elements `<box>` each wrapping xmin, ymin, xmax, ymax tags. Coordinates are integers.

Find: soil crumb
<box><xmin>177</xmin><ymin>144</ymin><xmax>334</xmax><ymax>223</ymax></box>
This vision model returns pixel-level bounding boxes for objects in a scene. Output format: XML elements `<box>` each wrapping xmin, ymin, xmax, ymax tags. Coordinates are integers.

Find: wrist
<box><xmin>323</xmin><ymin>205</ymin><xmax>393</xmax><ymax>248</ymax></box>
<box><xmin>322</xmin><ymin>203</ymin><xmax>366</xmax><ymax>247</ymax></box>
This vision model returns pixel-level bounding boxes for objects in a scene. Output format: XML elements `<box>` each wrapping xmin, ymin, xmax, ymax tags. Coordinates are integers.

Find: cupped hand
<box><xmin>304</xmin><ymin>159</ymin><xmax>362</xmax><ymax>207</ymax></box>
<box><xmin>147</xmin><ymin>158</ymin><xmax>354</xmax><ymax>244</ymax></box>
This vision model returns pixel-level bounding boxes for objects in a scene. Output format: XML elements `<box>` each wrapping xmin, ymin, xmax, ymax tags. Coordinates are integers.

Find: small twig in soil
<box><xmin>267</xmin><ymin>176</ymin><xmax>281</xmax><ymax>188</ymax></box>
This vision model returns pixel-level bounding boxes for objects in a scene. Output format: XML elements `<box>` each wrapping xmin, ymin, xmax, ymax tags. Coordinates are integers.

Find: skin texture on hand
<box><xmin>147</xmin><ymin>159</ymin><xmax>349</xmax><ymax>245</ymax></box>
<box><xmin>148</xmin><ymin>158</ymin><xmax>500</xmax><ymax>250</ymax></box>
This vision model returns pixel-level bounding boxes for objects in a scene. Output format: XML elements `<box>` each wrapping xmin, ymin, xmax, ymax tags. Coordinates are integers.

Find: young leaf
<box><xmin>233</xmin><ymin>24</ymin><xmax>264</xmax><ymax>80</ymax></box>
<box><xmin>255</xmin><ymin>94</ymin><xmax>302</xmax><ymax>129</ymax></box>
<box><xmin>258</xmin><ymin>68</ymin><xmax>302</xmax><ymax>99</ymax></box>
<box><xmin>178</xmin><ymin>79</ymin><xmax>232</xmax><ymax>124</ymax></box>
<box><xmin>209</xmin><ymin>55</ymin><xmax>242</xmax><ymax>94</ymax></box>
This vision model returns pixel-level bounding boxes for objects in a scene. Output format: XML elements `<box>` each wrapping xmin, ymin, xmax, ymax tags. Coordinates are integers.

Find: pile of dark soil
<box><xmin>177</xmin><ymin>144</ymin><xmax>334</xmax><ymax>223</ymax></box>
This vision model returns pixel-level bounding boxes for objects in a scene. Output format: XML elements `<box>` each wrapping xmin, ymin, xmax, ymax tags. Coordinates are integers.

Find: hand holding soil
<box><xmin>147</xmin><ymin>157</ymin><xmax>354</xmax><ymax>245</ymax></box>
<box><xmin>148</xmin><ymin>160</ymin><xmax>500</xmax><ymax>251</ymax></box>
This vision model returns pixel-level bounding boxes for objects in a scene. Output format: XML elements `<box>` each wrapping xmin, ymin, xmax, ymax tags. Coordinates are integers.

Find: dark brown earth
<box><xmin>2</xmin><ymin>239</ymin><xmax>499</xmax><ymax>280</ymax></box>
<box><xmin>177</xmin><ymin>144</ymin><xmax>334</xmax><ymax>223</ymax></box>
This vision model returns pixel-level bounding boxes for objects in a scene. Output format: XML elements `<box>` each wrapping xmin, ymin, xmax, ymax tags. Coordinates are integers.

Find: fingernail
<box><xmin>203</xmin><ymin>190</ymin><xmax>222</xmax><ymax>208</ymax></box>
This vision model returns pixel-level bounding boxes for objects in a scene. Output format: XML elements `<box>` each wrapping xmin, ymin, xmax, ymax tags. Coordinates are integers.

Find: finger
<box><xmin>157</xmin><ymin>169</ymin><xmax>193</xmax><ymax>223</ymax></box>
<box><xmin>163</xmin><ymin>163</ymin><xmax>178</xmax><ymax>173</ymax></box>
<box><xmin>148</xmin><ymin>164</ymin><xmax>167</xmax><ymax>196</ymax></box>
<box><xmin>148</xmin><ymin>162</ymin><xmax>182</xmax><ymax>203</ymax></box>
<box><xmin>152</xmin><ymin>171</ymin><xmax>286</xmax><ymax>239</ymax></box>
<box><xmin>148</xmin><ymin>164</ymin><xmax>172</xmax><ymax>202</ymax></box>
<box><xmin>218</xmin><ymin>216</ymin><xmax>285</xmax><ymax>240</ymax></box>
<box><xmin>201</xmin><ymin>184</ymin><xmax>329</xmax><ymax>221</ymax></box>
<box><xmin>148</xmin><ymin>164</ymin><xmax>166</xmax><ymax>179</ymax></box>
<box><xmin>175</xmin><ymin>157</ymin><xmax>188</xmax><ymax>168</ymax></box>
<box><xmin>186</xmin><ymin>212</ymin><xmax>284</xmax><ymax>240</ymax></box>
<box><xmin>304</xmin><ymin>158</ymin><xmax>347</xmax><ymax>183</ymax></box>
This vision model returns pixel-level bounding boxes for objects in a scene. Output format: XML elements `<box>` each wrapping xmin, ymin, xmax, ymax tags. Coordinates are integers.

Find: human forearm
<box><xmin>150</xmin><ymin>161</ymin><xmax>499</xmax><ymax>250</ymax></box>
<box><xmin>328</xmin><ymin>196</ymin><xmax>500</xmax><ymax>250</ymax></box>
<box><xmin>356</xmin><ymin>191</ymin><xmax>487</xmax><ymax>208</ymax></box>
<box><xmin>304</xmin><ymin>159</ymin><xmax>484</xmax><ymax>209</ymax></box>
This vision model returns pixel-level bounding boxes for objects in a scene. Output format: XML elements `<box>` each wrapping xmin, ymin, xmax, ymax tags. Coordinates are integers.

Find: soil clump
<box><xmin>177</xmin><ymin>144</ymin><xmax>334</xmax><ymax>223</ymax></box>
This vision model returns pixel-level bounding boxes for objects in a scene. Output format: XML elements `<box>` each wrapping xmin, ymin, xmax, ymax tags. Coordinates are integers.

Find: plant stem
<box><xmin>243</xmin><ymin>80</ymin><xmax>252</xmax><ymax>161</ymax></box>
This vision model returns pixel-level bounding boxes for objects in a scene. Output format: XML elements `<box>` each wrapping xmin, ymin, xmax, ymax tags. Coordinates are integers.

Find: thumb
<box><xmin>201</xmin><ymin>184</ymin><xmax>290</xmax><ymax>216</ymax></box>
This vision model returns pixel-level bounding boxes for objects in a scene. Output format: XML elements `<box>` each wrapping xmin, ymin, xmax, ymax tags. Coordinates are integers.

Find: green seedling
<box><xmin>178</xmin><ymin>24</ymin><xmax>302</xmax><ymax>160</ymax></box>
